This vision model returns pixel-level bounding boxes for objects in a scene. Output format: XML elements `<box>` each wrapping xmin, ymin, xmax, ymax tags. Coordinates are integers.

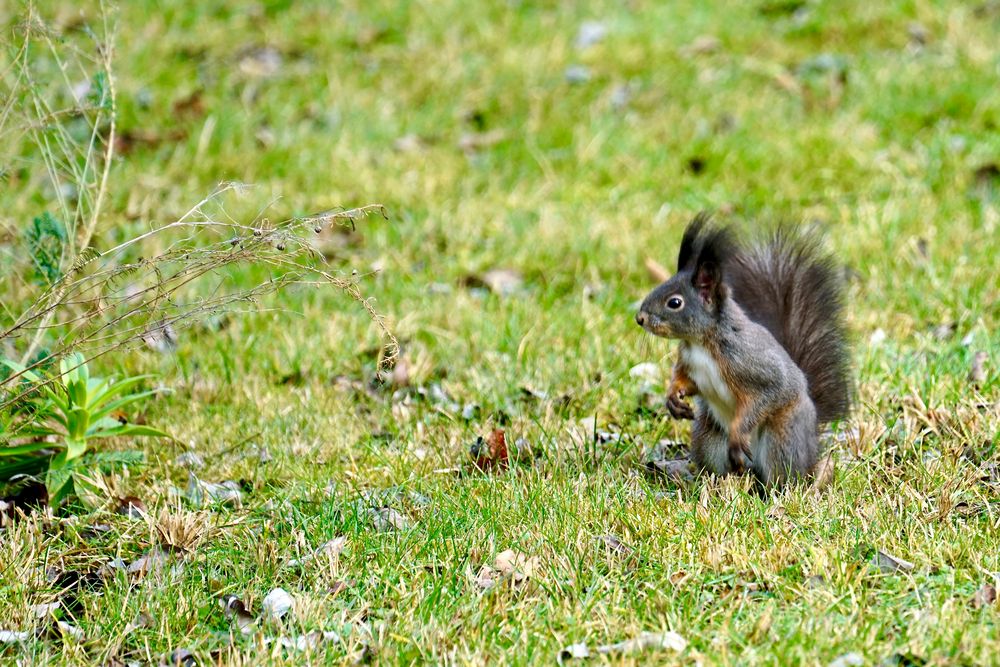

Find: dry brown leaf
<box><xmin>873</xmin><ymin>550</ymin><xmax>914</xmax><ymax>574</ymax></box>
<box><xmin>221</xmin><ymin>595</ymin><xmax>255</xmax><ymax>634</ymax></box>
<box><xmin>287</xmin><ymin>536</ymin><xmax>348</xmax><ymax>568</ymax></box>
<box><xmin>470</xmin><ymin>429</ymin><xmax>509</xmax><ymax>471</ymax></box>
<box><xmin>595</xmin><ymin>534</ymin><xmax>633</xmax><ymax>559</ymax></box>
<box><xmin>127</xmin><ymin>547</ymin><xmax>170</xmax><ymax>576</ymax></box>
<box><xmin>494</xmin><ymin>549</ymin><xmax>538</xmax><ymax>578</ymax></box>
<box><xmin>262</xmin><ymin>587</ymin><xmax>293</xmax><ymax>621</ymax></box>
<box><xmin>116</xmin><ymin>496</ymin><xmax>147</xmax><ymax>519</ymax></box>
<box><xmin>971</xmin><ymin>583</ymin><xmax>997</xmax><ymax>609</ymax></box>
<box><xmin>593</xmin><ymin>631</ymin><xmax>687</xmax><ymax>657</ymax></box>
<box><xmin>646</xmin><ymin>457</ymin><xmax>695</xmax><ymax>483</ymax></box>
<box><xmin>969</xmin><ymin>351</ymin><xmax>988</xmax><ymax>387</ymax></box>
<box><xmin>811</xmin><ymin>453</ymin><xmax>835</xmax><ymax>491</ymax></box>
<box><xmin>475</xmin><ymin>549</ymin><xmax>539</xmax><ymax>590</ymax></box>
<box><xmin>371</xmin><ymin>507</ymin><xmax>412</xmax><ymax>532</ymax></box>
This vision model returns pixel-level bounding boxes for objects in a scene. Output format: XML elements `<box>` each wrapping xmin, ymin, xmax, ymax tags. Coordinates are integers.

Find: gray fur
<box><xmin>636</xmin><ymin>215</ymin><xmax>849</xmax><ymax>487</ymax></box>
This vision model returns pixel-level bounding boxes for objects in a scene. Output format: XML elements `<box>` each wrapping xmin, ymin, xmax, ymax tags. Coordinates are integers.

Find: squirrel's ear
<box><xmin>693</xmin><ymin>262</ymin><xmax>723</xmax><ymax>305</ymax></box>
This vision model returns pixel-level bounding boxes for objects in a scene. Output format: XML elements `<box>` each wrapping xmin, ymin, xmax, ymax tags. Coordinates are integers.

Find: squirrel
<box><xmin>635</xmin><ymin>213</ymin><xmax>851</xmax><ymax>486</ymax></box>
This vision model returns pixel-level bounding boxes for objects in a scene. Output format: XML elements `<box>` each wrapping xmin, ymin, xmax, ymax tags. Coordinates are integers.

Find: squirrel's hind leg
<box><xmin>689</xmin><ymin>406</ymin><xmax>732</xmax><ymax>476</ymax></box>
<box><xmin>753</xmin><ymin>400</ymin><xmax>819</xmax><ymax>486</ymax></box>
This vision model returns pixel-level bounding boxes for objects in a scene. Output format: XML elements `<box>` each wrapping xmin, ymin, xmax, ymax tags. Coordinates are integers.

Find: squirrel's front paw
<box><xmin>666</xmin><ymin>393</ymin><xmax>694</xmax><ymax>420</ymax></box>
<box><xmin>728</xmin><ymin>440</ymin><xmax>752</xmax><ymax>474</ymax></box>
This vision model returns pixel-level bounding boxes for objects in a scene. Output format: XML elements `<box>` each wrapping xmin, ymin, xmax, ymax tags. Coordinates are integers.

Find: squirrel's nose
<box><xmin>635</xmin><ymin>311</ymin><xmax>647</xmax><ymax>327</ymax></box>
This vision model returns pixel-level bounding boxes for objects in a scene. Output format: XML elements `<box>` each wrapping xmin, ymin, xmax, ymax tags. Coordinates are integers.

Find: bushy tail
<box><xmin>727</xmin><ymin>225</ymin><xmax>852</xmax><ymax>424</ymax></box>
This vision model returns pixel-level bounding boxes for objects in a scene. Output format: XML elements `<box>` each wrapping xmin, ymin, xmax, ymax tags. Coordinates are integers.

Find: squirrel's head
<box><xmin>635</xmin><ymin>213</ymin><xmax>734</xmax><ymax>340</ymax></box>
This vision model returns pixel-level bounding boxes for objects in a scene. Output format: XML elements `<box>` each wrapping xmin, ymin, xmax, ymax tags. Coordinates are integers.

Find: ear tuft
<box><xmin>694</xmin><ymin>261</ymin><xmax>721</xmax><ymax>303</ymax></box>
<box><xmin>677</xmin><ymin>213</ymin><xmax>737</xmax><ymax>307</ymax></box>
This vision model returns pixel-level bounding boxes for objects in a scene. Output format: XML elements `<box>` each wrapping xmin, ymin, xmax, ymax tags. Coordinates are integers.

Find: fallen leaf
<box><xmin>494</xmin><ymin>549</ymin><xmax>538</xmax><ymax>579</ymax></box>
<box><xmin>773</xmin><ymin>68</ymin><xmax>802</xmax><ymax>94</ymax></box>
<box><xmin>560</xmin><ymin>631</ymin><xmax>687</xmax><ymax>660</ymax></box>
<box><xmin>669</xmin><ymin>571</ymin><xmax>689</xmax><ymax>586</ymax></box>
<box><xmin>599</xmin><ymin>631</ymin><xmax>687</xmax><ymax>655</ymax></box>
<box><xmin>171</xmin><ymin>90</ymin><xmax>204</xmax><ymax>117</ymax></box>
<box><xmin>287</xmin><ymin>536</ymin><xmax>348</xmax><ymax>568</ymax></box>
<box><xmin>811</xmin><ymin>453</ymin><xmax>835</xmax><ymax>491</ymax></box>
<box><xmin>646</xmin><ymin>457</ymin><xmax>695</xmax><ymax>482</ymax></box>
<box><xmin>520</xmin><ymin>385</ymin><xmax>549</xmax><ymax>401</ymax></box>
<box><xmin>560</xmin><ymin>643</ymin><xmax>591</xmax><ymax>660</ymax></box>
<box><xmin>116</xmin><ymin>496</ymin><xmax>147</xmax><ymax>519</ymax></box>
<box><xmin>98</xmin><ymin>557</ymin><xmax>127</xmax><ymax>578</ymax></box>
<box><xmin>873</xmin><ymin>550</ymin><xmax>914</xmax><ymax>574</ymax></box>
<box><xmin>31</xmin><ymin>602</ymin><xmax>61</xmax><ymax>619</ymax></box>
<box><xmin>971</xmin><ymin>583</ymin><xmax>997</xmax><ymax>609</ymax></box>
<box><xmin>473</xmin><ymin>564</ymin><xmax>499</xmax><ymax>590</ymax></box>
<box><xmin>54</xmin><ymin>621</ymin><xmax>84</xmax><ymax>641</ymax></box>
<box><xmin>470</xmin><ymin>429</ymin><xmax>509</xmax><ymax>471</ymax></box>
<box><xmin>370</xmin><ymin>507</ymin><xmax>412</xmax><ymax>531</ymax></box>
<box><xmin>186</xmin><ymin>473</ymin><xmax>242</xmax><ymax>507</ymax></box>
<box><xmin>124</xmin><ymin>611</ymin><xmax>153</xmax><ymax>634</ymax></box>
<box><xmin>328</xmin><ymin>580</ymin><xmax>350</xmax><ymax>595</ymax></box>
<box><xmin>476</xmin><ymin>549</ymin><xmax>539</xmax><ymax>590</ymax></box>
<box><xmin>595</xmin><ymin>534</ymin><xmax>633</xmax><ymax>559</ymax></box>
<box><xmin>221</xmin><ymin>595</ymin><xmax>255</xmax><ymax>634</ymax></box>
<box><xmin>268</xmin><ymin>630</ymin><xmax>343</xmax><ymax>651</ymax></box>
<box><xmin>262</xmin><ymin>587</ymin><xmax>293</xmax><ymax>622</ymax></box>
<box><xmin>969</xmin><ymin>351</ymin><xmax>988</xmax><ymax>387</ymax></box>
<box><xmin>127</xmin><ymin>547</ymin><xmax>170</xmax><ymax>576</ymax></box>
<box><xmin>830</xmin><ymin>652</ymin><xmax>866</xmax><ymax>667</ymax></box>
<box><xmin>174</xmin><ymin>451</ymin><xmax>205</xmax><ymax>468</ymax></box>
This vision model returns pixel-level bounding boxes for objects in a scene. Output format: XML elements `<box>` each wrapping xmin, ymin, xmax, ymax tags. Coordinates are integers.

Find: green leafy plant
<box><xmin>25</xmin><ymin>212</ymin><xmax>67</xmax><ymax>286</ymax></box>
<box><xmin>0</xmin><ymin>353</ymin><xmax>169</xmax><ymax>503</ymax></box>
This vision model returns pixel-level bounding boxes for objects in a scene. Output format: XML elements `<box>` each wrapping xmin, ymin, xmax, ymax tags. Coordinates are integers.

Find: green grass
<box><xmin>1</xmin><ymin>0</ymin><xmax>999</xmax><ymax>664</ymax></box>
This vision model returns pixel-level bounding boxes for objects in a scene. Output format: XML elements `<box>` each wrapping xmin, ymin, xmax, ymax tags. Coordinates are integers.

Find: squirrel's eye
<box><xmin>667</xmin><ymin>296</ymin><xmax>684</xmax><ymax>310</ymax></box>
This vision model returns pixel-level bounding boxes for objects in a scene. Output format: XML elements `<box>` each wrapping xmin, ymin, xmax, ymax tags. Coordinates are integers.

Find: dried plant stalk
<box><xmin>0</xmin><ymin>6</ymin><xmax>396</xmax><ymax>414</ymax></box>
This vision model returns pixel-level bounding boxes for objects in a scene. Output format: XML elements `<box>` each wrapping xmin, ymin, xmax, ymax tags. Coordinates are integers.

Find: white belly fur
<box><xmin>681</xmin><ymin>343</ymin><xmax>737</xmax><ymax>428</ymax></box>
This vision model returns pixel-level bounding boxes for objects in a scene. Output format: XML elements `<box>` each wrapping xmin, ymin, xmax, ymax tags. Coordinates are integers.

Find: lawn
<box><xmin>1</xmin><ymin>0</ymin><xmax>998</xmax><ymax>664</ymax></box>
